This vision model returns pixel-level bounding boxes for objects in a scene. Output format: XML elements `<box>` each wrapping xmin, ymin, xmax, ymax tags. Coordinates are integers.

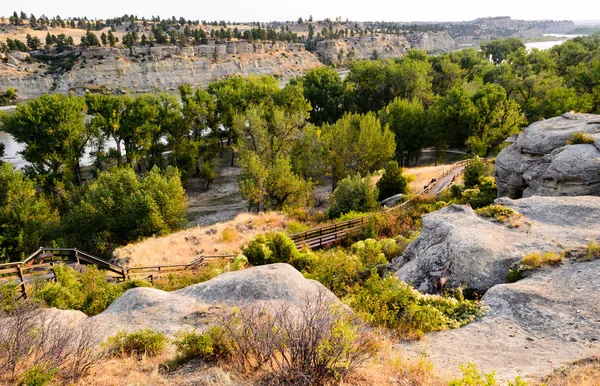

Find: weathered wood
<box><xmin>16</xmin><ymin>265</ymin><xmax>27</xmax><ymax>299</ymax></box>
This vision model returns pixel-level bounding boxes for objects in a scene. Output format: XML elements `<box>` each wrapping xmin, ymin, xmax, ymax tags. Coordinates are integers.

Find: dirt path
<box><xmin>185</xmin><ymin>148</ymin><xmax>247</xmax><ymax>227</ymax></box>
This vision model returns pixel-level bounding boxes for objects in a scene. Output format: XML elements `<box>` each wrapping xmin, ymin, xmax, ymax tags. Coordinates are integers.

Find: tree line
<box><xmin>1</xmin><ymin>36</ymin><xmax>598</xmax><ymax>261</ymax></box>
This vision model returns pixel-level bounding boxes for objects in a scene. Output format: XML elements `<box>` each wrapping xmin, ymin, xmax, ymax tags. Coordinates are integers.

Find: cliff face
<box><xmin>314</xmin><ymin>32</ymin><xmax>456</xmax><ymax>65</ymax></box>
<box><xmin>0</xmin><ymin>42</ymin><xmax>322</xmax><ymax>98</ymax></box>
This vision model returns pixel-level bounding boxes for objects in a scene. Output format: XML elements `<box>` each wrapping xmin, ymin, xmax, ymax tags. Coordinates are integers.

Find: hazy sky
<box><xmin>0</xmin><ymin>0</ymin><xmax>592</xmax><ymax>22</ymax></box>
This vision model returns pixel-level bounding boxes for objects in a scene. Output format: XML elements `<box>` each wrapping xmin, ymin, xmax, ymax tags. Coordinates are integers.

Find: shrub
<box><xmin>242</xmin><ymin>232</ymin><xmax>299</xmax><ymax>266</ymax></box>
<box><xmin>449</xmin><ymin>362</ymin><xmax>497</xmax><ymax>386</ymax></box>
<box><xmin>107</xmin><ymin>328</ymin><xmax>167</xmax><ymax>358</ymax></box>
<box><xmin>219</xmin><ymin>226</ymin><xmax>238</xmax><ymax>243</ymax></box>
<box><xmin>351</xmin><ymin>239</ymin><xmax>388</xmax><ymax>267</ymax></box>
<box><xmin>285</xmin><ymin>221</ymin><xmax>309</xmax><ymax>235</ymax></box>
<box><xmin>0</xmin><ymin>280</ymin><xmax>21</xmax><ymax>313</ymax></box>
<box><xmin>568</xmin><ymin>132</ymin><xmax>595</xmax><ymax>145</ymax></box>
<box><xmin>337</xmin><ymin>210</ymin><xmax>368</xmax><ymax>221</ymax></box>
<box><xmin>475</xmin><ymin>204</ymin><xmax>521</xmax><ymax>226</ymax></box>
<box><xmin>328</xmin><ymin>173</ymin><xmax>379</xmax><ymax>219</ymax></box>
<box><xmin>347</xmin><ymin>274</ymin><xmax>485</xmax><ymax>336</ymax></box>
<box><xmin>506</xmin><ymin>268</ymin><xmax>523</xmax><ymax>283</ymax></box>
<box><xmin>459</xmin><ymin>177</ymin><xmax>497</xmax><ymax>209</ymax></box>
<box><xmin>173</xmin><ymin>326</ymin><xmax>233</xmax><ymax>362</ymax></box>
<box><xmin>0</xmin><ymin>300</ymin><xmax>105</xmax><ymax>383</ymax></box>
<box><xmin>303</xmin><ymin>249</ymin><xmax>365</xmax><ymax>297</ymax></box>
<box><xmin>521</xmin><ymin>251</ymin><xmax>563</xmax><ymax>269</ymax></box>
<box><xmin>463</xmin><ymin>156</ymin><xmax>492</xmax><ymax>189</ymax></box>
<box><xmin>380</xmin><ymin>238</ymin><xmax>402</xmax><ymax>260</ymax></box>
<box><xmin>31</xmin><ymin>264</ymin><xmax>151</xmax><ymax>316</ymax></box>
<box><xmin>219</xmin><ymin>289</ymin><xmax>380</xmax><ymax>383</ymax></box>
<box><xmin>16</xmin><ymin>365</ymin><xmax>56</xmax><ymax>386</ymax></box>
<box><xmin>586</xmin><ymin>240</ymin><xmax>600</xmax><ymax>260</ymax></box>
<box><xmin>377</xmin><ymin>160</ymin><xmax>408</xmax><ymax>201</ymax></box>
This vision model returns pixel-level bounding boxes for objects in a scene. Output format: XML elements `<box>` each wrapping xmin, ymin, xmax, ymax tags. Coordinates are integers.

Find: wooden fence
<box><xmin>0</xmin><ymin>247</ymin><xmax>236</xmax><ymax>298</ymax></box>
<box><xmin>289</xmin><ymin>160</ymin><xmax>469</xmax><ymax>250</ymax></box>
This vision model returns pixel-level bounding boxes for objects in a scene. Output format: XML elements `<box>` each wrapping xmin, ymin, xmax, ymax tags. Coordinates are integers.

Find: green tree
<box><xmin>380</xmin><ymin>98</ymin><xmax>426</xmax><ymax>166</ymax></box>
<box><xmin>328</xmin><ymin>173</ymin><xmax>379</xmax><ymax>219</ymax></box>
<box><xmin>62</xmin><ymin>166</ymin><xmax>187</xmax><ymax>256</ymax></box>
<box><xmin>466</xmin><ymin>83</ymin><xmax>525</xmax><ymax>156</ymax></box>
<box><xmin>376</xmin><ymin>161</ymin><xmax>408</xmax><ymax>201</ymax></box>
<box><xmin>1</xmin><ymin>94</ymin><xmax>90</xmax><ymax>193</ymax></box>
<box><xmin>481</xmin><ymin>38</ymin><xmax>525</xmax><ymax>65</ymax></box>
<box><xmin>299</xmin><ymin>67</ymin><xmax>347</xmax><ymax>125</ymax></box>
<box><xmin>0</xmin><ymin>163</ymin><xmax>59</xmax><ymax>262</ymax></box>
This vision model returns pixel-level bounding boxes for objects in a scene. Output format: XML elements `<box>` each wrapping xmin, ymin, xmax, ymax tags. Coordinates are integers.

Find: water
<box><xmin>1</xmin><ymin>68</ymin><xmax>351</xmax><ymax>167</ymax></box>
<box><xmin>525</xmin><ymin>34</ymin><xmax>583</xmax><ymax>51</ymax></box>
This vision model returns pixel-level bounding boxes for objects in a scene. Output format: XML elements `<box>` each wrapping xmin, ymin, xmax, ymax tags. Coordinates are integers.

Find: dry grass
<box><xmin>537</xmin><ymin>355</ymin><xmax>600</xmax><ymax>386</ymax></box>
<box><xmin>348</xmin><ymin>339</ymin><xmax>449</xmax><ymax>386</ymax></box>
<box><xmin>521</xmin><ymin>251</ymin><xmax>564</xmax><ymax>269</ymax></box>
<box><xmin>403</xmin><ymin>165</ymin><xmax>455</xmax><ymax>194</ymax></box>
<box><xmin>114</xmin><ymin>212</ymin><xmax>288</xmax><ymax>267</ymax></box>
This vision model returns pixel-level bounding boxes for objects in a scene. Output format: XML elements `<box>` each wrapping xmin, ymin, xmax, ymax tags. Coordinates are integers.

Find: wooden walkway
<box><xmin>0</xmin><ymin>247</ymin><xmax>236</xmax><ymax>299</ymax></box>
<box><xmin>290</xmin><ymin>160</ymin><xmax>469</xmax><ymax>250</ymax></box>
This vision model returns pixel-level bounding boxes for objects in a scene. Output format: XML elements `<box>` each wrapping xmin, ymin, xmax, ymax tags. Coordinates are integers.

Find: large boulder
<box><xmin>391</xmin><ymin>196</ymin><xmax>600</xmax><ymax>293</ymax></box>
<box><xmin>90</xmin><ymin>264</ymin><xmax>337</xmax><ymax>339</ymax></box>
<box><xmin>495</xmin><ymin>113</ymin><xmax>600</xmax><ymax>198</ymax></box>
<box><xmin>401</xmin><ymin>258</ymin><xmax>600</xmax><ymax>382</ymax></box>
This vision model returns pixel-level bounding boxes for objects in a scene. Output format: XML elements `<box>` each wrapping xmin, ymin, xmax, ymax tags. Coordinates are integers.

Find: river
<box><xmin>524</xmin><ymin>33</ymin><xmax>582</xmax><ymax>50</ymax></box>
<box><xmin>1</xmin><ymin>69</ymin><xmax>350</xmax><ymax>168</ymax></box>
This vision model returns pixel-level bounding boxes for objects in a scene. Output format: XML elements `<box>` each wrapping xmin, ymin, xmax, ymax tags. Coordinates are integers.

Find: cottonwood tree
<box><xmin>62</xmin><ymin>167</ymin><xmax>187</xmax><ymax>256</ymax></box>
<box><xmin>1</xmin><ymin>94</ymin><xmax>91</xmax><ymax>193</ymax></box>
<box><xmin>0</xmin><ymin>163</ymin><xmax>59</xmax><ymax>262</ymax></box>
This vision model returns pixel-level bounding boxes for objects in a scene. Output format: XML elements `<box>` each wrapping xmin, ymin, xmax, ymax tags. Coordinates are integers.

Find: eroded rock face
<box><xmin>401</xmin><ymin>259</ymin><xmax>600</xmax><ymax>382</ymax></box>
<box><xmin>391</xmin><ymin>196</ymin><xmax>600</xmax><ymax>293</ymax></box>
<box><xmin>0</xmin><ymin>45</ymin><xmax>322</xmax><ymax>99</ymax></box>
<box><xmin>495</xmin><ymin>113</ymin><xmax>600</xmax><ymax>199</ymax></box>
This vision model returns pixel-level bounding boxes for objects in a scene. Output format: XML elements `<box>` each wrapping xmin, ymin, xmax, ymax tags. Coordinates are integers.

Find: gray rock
<box><xmin>401</xmin><ymin>259</ymin><xmax>600</xmax><ymax>382</ymax></box>
<box><xmin>391</xmin><ymin>196</ymin><xmax>600</xmax><ymax>293</ymax></box>
<box><xmin>89</xmin><ymin>264</ymin><xmax>338</xmax><ymax>339</ymax></box>
<box><xmin>495</xmin><ymin>114</ymin><xmax>600</xmax><ymax>198</ymax></box>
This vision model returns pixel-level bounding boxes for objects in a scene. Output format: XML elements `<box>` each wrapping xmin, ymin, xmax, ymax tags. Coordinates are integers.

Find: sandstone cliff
<box><xmin>314</xmin><ymin>32</ymin><xmax>456</xmax><ymax>65</ymax></box>
<box><xmin>0</xmin><ymin>42</ymin><xmax>322</xmax><ymax>98</ymax></box>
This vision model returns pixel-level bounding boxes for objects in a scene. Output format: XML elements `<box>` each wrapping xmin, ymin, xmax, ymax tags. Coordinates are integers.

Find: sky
<box><xmin>0</xmin><ymin>0</ymin><xmax>594</xmax><ymax>23</ymax></box>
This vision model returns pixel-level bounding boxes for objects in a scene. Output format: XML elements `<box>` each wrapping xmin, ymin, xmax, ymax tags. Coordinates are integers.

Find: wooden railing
<box><xmin>0</xmin><ymin>247</ymin><xmax>236</xmax><ymax>298</ymax></box>
<box><xmin>289</xmin><ymin>160</ymin><xmax>469</xmax><ymax>250</ymax></box>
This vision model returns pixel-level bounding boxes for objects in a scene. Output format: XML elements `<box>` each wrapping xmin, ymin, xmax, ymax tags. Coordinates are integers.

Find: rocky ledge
<box><xmin>495</xmin><ymin>113</ymin><xmax>600</xmax><ymax>198</ymax></box>
<box><xmin>390</xmin><ymin>195</ymin><xmax>600</xmax><ymax>293</ymax></box>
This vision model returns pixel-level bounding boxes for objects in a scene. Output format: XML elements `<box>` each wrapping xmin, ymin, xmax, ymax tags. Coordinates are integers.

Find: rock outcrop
<box><xmin>314</xmin><ymin>32</ymin><xmax>456</xmax><ymax>65</ymax></box>
<box><xmin>89</xmin><ymin>263</ymin><xmax>336</xmax><ymax>339</ymax></box>
<box><xmin>401</xmin><ymin>258</ymin><xmax>600</xmax><ymax>382</ymax></box>
<box><xmin>391</xmin><ymin>195</ymin><xmax>600</xmax><ymax>293</ymax></box>
<box><xmin>495</xmin><ymin>113</ymin><xmax>600</xmax><ymax>199</ymax></box>
<box><xmin>0</xmin><ymin>44</ymin><xmax>322</xmax><ymax>98</ymax></box>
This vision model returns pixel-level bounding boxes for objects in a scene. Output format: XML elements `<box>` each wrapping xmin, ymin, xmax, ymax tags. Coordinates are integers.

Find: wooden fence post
<box><xmin>17</xmin><ymin>265</ymin><xmax>27</xmax><ymax>299</ymax></box>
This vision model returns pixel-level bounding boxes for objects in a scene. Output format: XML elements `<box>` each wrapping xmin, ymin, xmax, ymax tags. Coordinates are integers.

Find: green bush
<box><xmin>242</xmin><ymin>232</ymin><xmax>299</xmax><ymax>266</ymax></box>
<box><xmin>0</xmin><ymin>280</ymin><xmax>21</xmax><ymax>313</ymax></box>
<box><xmin>285</xmin><ymin>221</ymin><xmax>308</xmax><ymax>235</ymax></box>
<box><xmin>303</xmin><ymin>249</ymin><xmax>364</xmax><ymax>297</ymax></box>
<box><xmin>32</xmin><ymin>264</ymin><xmax>151</xmax><ymax>316</ymax></box>
<box><xmin>107</xmin><ymin>328</ymin><xmax>167</xmax><ymax>358</ymax></box>
<box><xmin>459</xmin><ymin>177</ymin><xmax>497</xmax><ymax>209</ymax></box>
<box><xmin>449</xmin><ymin>362</ymin><xmax>497</xmax><ymax>386</ymax></box>
<box><xmin>328</xmin><ymin>173</ymin><xmax>379</xmax><ymax>219</ymax></box>
<box><xmin>568</xmin><ymin>132</ymin><xmax>595</xmax><ymax>145</ymax></box>
<box><xmin>173</xmin><ymin>326</ymin><xmax>233</xmax><ymax>362</ymax></box>
<box><xmin>350</xmin><ymin>239</ymin><xmax>388</xmax><ymax>267</ymax></box>
<box><xmin>337</xmin><ymin>211</ymin><xmax>369</xmax><ymax>221</ymax></box>
<box><xmin>347</xmin><ymin>274</ymin><xmax>485</xmax><ymax>336</ymax></box>
<box><xmin>377</xmin><ymin>160</ymin><xmax>408</xmax><ymax>201</ymax></box>
<box><xmin>463</xmin><ymin>156</ymin><xmax>492</xmax><ymax>189</ymax></box>
<box><xmin>475</xmin><ymin>204</ymin><xmax>517</xmax><ymax>222</ymax></box>
<box><xmin>16</xmin><ymin>365</ymin><xmax>56</xmax><ymax>386</ymax></box>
